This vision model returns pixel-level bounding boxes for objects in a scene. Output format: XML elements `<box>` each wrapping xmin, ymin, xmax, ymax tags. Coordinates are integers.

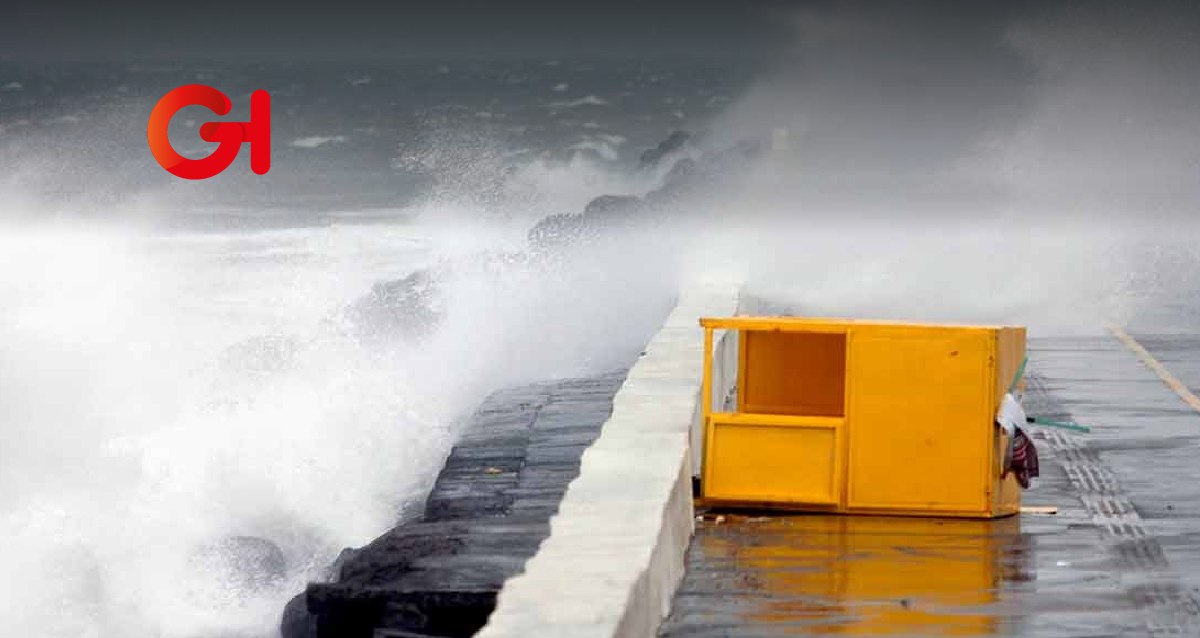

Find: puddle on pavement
<box><xmin>664</xmin><ymin>512</ymin><xmax>1145</xmax><ymax>636</ymax></box>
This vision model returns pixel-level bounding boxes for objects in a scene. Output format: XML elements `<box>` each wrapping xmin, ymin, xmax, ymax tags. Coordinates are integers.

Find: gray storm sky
<box><xmin>2</xmin><ymin>0</ymin><xmax>807</xmax><ymax>62</ymax></box>
<box><xmin>6</xmin><ymin>1</ymin><xmax>1195</xmax><ymax>69</ymax></box>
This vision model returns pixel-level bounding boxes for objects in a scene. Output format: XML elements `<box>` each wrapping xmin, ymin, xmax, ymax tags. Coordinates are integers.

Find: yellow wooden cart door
<box><xmin>846</xmin><ymin>327</ymin><xmax>995</xmax><ymax>515</ymax></box>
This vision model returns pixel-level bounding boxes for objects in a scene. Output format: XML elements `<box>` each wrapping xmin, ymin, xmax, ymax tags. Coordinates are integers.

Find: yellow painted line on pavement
<box><xmin>1109</xmin><ymin>326</ymin><xmax>1200</xmax><ymax>414</ymax></box>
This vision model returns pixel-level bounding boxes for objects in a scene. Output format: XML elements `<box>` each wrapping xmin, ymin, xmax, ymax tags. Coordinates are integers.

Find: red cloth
<box><xmin>1010</xmin><ymin>426</ymin><xmax>1040</xmax><ymax>489</ymax></box>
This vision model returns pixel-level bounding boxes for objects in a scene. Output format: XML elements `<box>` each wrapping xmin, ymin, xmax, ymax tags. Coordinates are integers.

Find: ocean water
<box><xmin>3</xmin><ymin>49</ymin><xmax>1200</xmax><ymax>637</ymax></box>
<box><xmin>0</xmin><ymin>59</ymin><xmax>749</xmax><ymax>219</ymax></box>
<box><xmin>0</xmin><ymin>59</ymin><xmax>739</xmax><ymax>637</ymax></box>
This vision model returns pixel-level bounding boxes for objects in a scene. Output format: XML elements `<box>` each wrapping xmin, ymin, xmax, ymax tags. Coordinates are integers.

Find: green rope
<box><xmin>1027</xmin><ymin>417</ymin><xmax>1092</xmax><ymax>434</ymax></box>
<box><xmin>1008</xmin><ymin>353</ymin><xmax>1092</xmax><ymax>433</ymax></box>
<box><xmin>1008</xmin><ymin>354</ymin><xmax>1029</xmax><ymax>394</ymax></box>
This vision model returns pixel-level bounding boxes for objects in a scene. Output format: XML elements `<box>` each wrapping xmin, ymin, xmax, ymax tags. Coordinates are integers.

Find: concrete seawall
<box><xmin>477</xmin><ymin>284</ymin><xmax>741</xmax><ymax>638</ymax></box>
<box><xmin>283</xmin><ymin>372</ymin><xmax>631</xmax><ymax>637</ymax></box>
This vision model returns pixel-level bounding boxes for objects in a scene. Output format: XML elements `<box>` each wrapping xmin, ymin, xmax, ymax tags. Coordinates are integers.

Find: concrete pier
<box><xmin>285</xmin><ymin>289</ymin><xmax>1200</xmax><ymax>637</ymax></box>
<box><xmin>661</xmin><ymin>333</ymin><xmax>1200</xmax><ymax>637</ymax></box>
<box><xmin>478</xmin><ymin>285</ymin><xmax>742</xmax><ymax>638</ymax></box>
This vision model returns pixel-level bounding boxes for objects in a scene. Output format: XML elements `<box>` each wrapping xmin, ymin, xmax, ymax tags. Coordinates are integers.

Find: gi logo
<box><xmin>148</xmin><ymin>84</ymin><xmax>270</xmax><ymax>180</ymax></box>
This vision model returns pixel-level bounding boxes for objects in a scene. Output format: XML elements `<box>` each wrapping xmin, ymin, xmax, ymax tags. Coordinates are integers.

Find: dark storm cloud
<box><xmin>712</xmin><ymin>0</ymin><xmax>1042</xmax><ymax>201</ymax></box>
<box><xmin>718</xmin><ymin>2</ymin><xmax>1037</xmax><ymax>160</ymax></box>
<box><xmin>704</xmin><ymin>0</ymin><xmax>1200</xmax><ymax>218</ymax></box>
<box><xmin>0</xmin><ymin>0</ymin><xmax>799</xmax><ymax>62</ymax></box>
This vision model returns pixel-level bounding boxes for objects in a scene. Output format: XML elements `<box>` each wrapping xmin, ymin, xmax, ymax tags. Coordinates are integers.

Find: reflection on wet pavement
<box><xmin>666</xmin><ymin>497</ymin><xmax>1143</xmax><ymax>637</ymax></box>
<box><xmin>670</xmin><ymin>515</ymin><xmax>1026</xmax><ymax>636</ymax></box>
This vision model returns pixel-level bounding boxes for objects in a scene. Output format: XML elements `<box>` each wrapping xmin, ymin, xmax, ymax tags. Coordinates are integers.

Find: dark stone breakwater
<box><xmin>283</xmin><ymin>370</ymin><xmax>628</xmax><ymax>638</ymax></box>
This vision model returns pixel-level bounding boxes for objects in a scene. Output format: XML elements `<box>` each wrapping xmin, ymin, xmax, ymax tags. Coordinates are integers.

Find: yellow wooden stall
<box><xmin>698</xmin><ymin>317</ymin><xmax>1026</xmax><ymax>518</ymax></box>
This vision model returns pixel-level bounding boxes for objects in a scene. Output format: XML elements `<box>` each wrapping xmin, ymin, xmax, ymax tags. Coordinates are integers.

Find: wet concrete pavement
<box><xmin>1134</xmin><ymin>335</ymin><xmax>1200</xmax><ymax>398</ymax></box>
<box><xmin>1037</xmin><ymin>335</ymin><xmax>1200</xmax><ymax>626</ymax></box>
<box><xmin>662</xmin><ymin>334</ymin><xmax>1200</xmax><ymax>637</ymax></box>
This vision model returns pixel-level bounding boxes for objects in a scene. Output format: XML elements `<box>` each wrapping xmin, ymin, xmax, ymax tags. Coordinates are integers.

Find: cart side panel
<box><xmin>846</xmin><ymin>326</ymin><xmax>994</xmax><ymax>515</ymax></box>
